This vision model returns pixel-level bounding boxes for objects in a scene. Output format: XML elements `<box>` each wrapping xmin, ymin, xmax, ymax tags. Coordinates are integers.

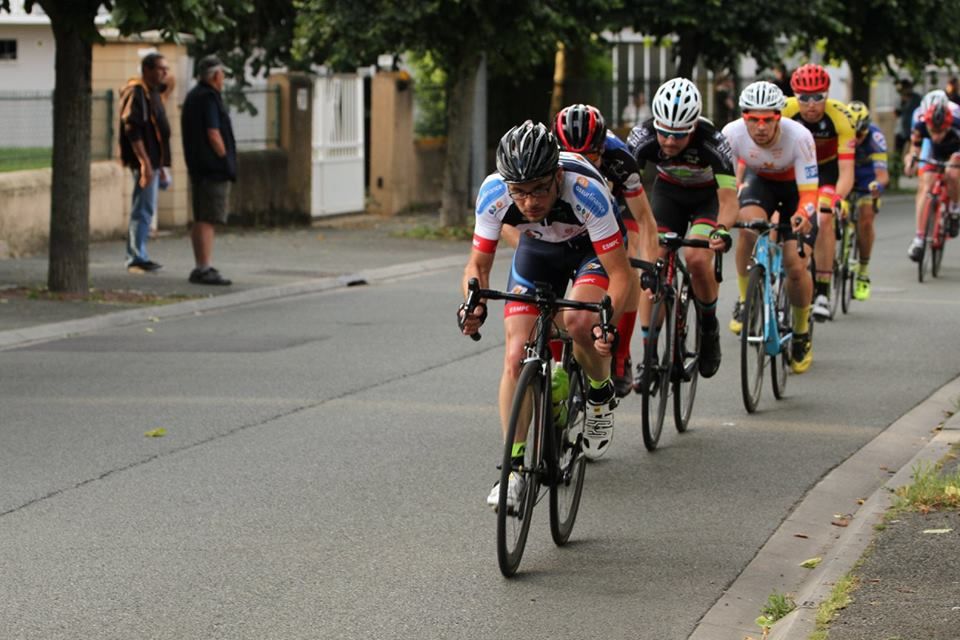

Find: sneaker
<box><xmin>485</xmin><ymin>472</ymin><xmax>525</xmax><ymax>511</ymax></box>
<box><xmin>583</xmin><ymin>382</ymin><xmax>616</xmax><ymax>460</ymax></box>
<box><xmin>729</xmin><ymin>300</ymin><xmax>744</xmax><ymax>335</ymax></box>
<box><xmin>790</xmin><ymin>332</ymin><xmax>813</xmax><ymax>374</ymax></box>
<box><xmin>949</xmin><ymin>213</ymin><xmax>960</xmax><ymax>238</ymax></box>
<box><xmin>612</xmin><ymin>355</ymin><xmax>633</xmax><ymax>398</ymax></box>
<box><xmin>698</xmin><ymin>327</ymin><xmax>721</xmax><ymax>378</ymax></box>
<box><xmin>853</xmin><ymin>274</ymin><xmax>871</xmax><ymax>301</ymax></box>
<box><xmin>907</xmin><ymin>237</ymin><xmax>924</xmax><ymax>262</ymax></box>
<box><xmin>127</xmin><ymin>259</ymin><xmax>162</xmax><ymax>273</ymax></box>
<box><xmin>189</xmin><ymin>267</ymin><xmax>232</xmax><ymax>286</ymax></box>
<box><xmin>811</xmin><ymin>294</ymin><xmax>831</xmax><ymax>322</ymax></box>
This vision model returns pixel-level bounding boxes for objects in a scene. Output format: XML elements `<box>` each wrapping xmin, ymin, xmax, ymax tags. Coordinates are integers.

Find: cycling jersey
<box><xmin>721</xmin><ymin>116</ymin><xmax>819</xmax><ymax>216</ymax></box>
<box><xmin>600</xmin><ymin>131</ymin><xmax>645</xmax><ymax>200</ymax></box>
<box><xmin>853</xmin><ymin>124</ymin><xmax>888</xmax><ymax>192</ymax></box>
<box><xmin>912</xmin><ymin>120</ymin><xmax>960</xmax><ymax>162</ymax></box>
<box><xmin>781</xmin><ymin>97</ymin><xmax>856</xmax><ymax>185</ymax></box>
<box><xmin>472</xmin><ymin>151</ymin><xmax>623</xmax><ymax>256</ymax></box>
<box><xmin>626</xmin><ymin>116</ymin><xmax>737</xmax><ymax>190</ymax></box>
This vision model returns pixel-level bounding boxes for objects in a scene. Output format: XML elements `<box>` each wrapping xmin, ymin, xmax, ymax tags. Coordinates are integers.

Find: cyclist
<box><xmin>904</xmin><ymin>93</ymin><xmax>960</xmax><ymax>260</ymax></box>
<box><xmin>781</xmin><ymin>63</ymin><xmax>856</xmax><ymax>322</ymax></box>
<box><xmin>721</xmin><ymin>81</ymin><xmax>818</xmax><ymax>373</ymax></box>
<box><xmin>847</xmin><ymin>101</ymin><xmax>889</xmax><ymax>300</ymax></box>
<box><xmin>459</xmin><ymin>121</ymin><xmax>638</xmax><ymax>507</ymax></box>
<box><xmin>626</xmin><ymin>77</ymin><xmax>738</xmax><ymax>380</ymax></box>
<box><xmin>553</xmin><ymin>104</ymin><xmax>659</xmax><ymax>397</ymax></box>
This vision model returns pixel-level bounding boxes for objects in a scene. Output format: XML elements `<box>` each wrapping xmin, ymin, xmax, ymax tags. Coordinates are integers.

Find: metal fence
<box><xmin>229</xmin><ymin>85</ymin><xmax>281</xmax><ymax>151</ymax></box>
<box><xmin>0</xmin><ymin>90</ymin><xmax>113</xmax><ymax>172</ymax></box>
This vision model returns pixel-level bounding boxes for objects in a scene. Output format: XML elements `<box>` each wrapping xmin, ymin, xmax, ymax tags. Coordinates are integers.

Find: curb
<box><xmin>688</xmin><ymin>376</ymin><xmax>960</xmax><ymax>640</ymax></box>
<box><xmin>0</xmin><ymin>254</ymin><xmax>465</xmax><ymax>351</ymax></box>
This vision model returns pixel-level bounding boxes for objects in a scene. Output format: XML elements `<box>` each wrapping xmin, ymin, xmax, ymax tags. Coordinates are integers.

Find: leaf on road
<box><xmin>831</xmin><ymin>518</ymin><xmax>850</xmax><ymax>527</ymax></box>
<box><xmin>945</xmin><ymin>485</ymin><xmax>960</xmax><ymax>497</ymax></box>
<box><xmin>800</xmin><ymin>557</ymin><xmax>822</xmax><ymax>569</ymax></box>
<box><xmin>793</xmin><ymin>533</ymin><xmax>809</xmax><ymax>539</ymax></box>
<box><xmin>145</xmin><ymin>327</ymin><xmax>155</xmax><ymax>333</ymax></box>
<box><xmin>144</xmin><ymin>428</ymin><xmax>167</xmax><ymax>438</ymax></box>
<box><xmin>857</xmin><ymin>498</ymin><xmax>866</xmax><ymax>505</ymax></box>
<box><xmin>922</xmin><ymin>528</ymin><xmax>953</xmax><ymax>534</ymax></box>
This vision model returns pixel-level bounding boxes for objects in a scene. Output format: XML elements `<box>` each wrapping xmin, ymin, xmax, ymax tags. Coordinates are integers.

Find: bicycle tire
<box><xmin>771</xmin><ymin>271</ymin><xmax>791</xmax><ymax>400</ymax></box>
<box><xmin>932</xmin><ymin>208</ymin><xmax>947</xmax><ymax>277</ymax></box>
<box><xmin>919</xmin><ymin>196</ymin><xmax>937</xmax><ymax>283</ymax></box>
<box><xmin>672</xmin><ymin>274</ymin><xmax>700</xmax><ymax>433</ymax></box>
<box><xmin>549</xmin><ymin>360</ymin><xmax>587</xmax><ymax>546</ymax></box>
<box><xmin>840</xmin><ymin>222</ymin><xmax>855</xmax><ymax>314</ymax></box>
<box><xmin>740</xmin><ymin>266</ymin><xmax>766</xmax><ymax>413</ymax></box>
<box><xmin>641</xmin><ymin>296</ymin><xmax>673</xmax><ymax>451</ymax></box>
<box><xmin>496</xmin><ymin>360</ymin><xmax>543</xmax><ymax>577</ymax></box>
<box><xmin>829</xmin><ymin>229</ymin><xmax>842</xmax><ymax>319</ymax></box>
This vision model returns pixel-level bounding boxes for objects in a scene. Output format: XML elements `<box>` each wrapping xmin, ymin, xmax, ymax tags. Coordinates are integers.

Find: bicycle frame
<box><xmin>741</xmin><ymin>225</ymin><xmax>792</xmax><ymax>357</ymax></box>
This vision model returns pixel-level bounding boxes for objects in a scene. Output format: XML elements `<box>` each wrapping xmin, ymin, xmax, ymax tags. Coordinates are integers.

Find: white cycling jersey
<box><xmin>721</xmin><ymin>117</ymin><xmax>819</xmax><ymax>189</ymax></box>
<box><xmin>472</xmin><ymin>151</ymin><xmax>623</xmax><ymax>256</ymax></box>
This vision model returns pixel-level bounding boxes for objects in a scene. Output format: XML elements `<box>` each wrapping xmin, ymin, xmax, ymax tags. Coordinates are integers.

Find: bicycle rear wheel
<box><xmin>740</xmin><ymin>266</ymin><xmax>766</xmax><ymax>413</ymax></box>
<box><xmin>919</xmin><ymin>197</ymin><xmax>938</xmax><ymax>283</ymax></box>
<box><xmin>771</xmin><ymin>271</ymin><xmax>792</xmax><ymax>400</ymax></box>
<box><xmin>641</xmin><ymin>296</ymin><xmax>673</xmax><ymax>451</ymax></box>
<box><xmin>932</xmin><ymin>209</ymin><xmax>947</xmax><ymax>277</ymax></box>
<box><xmin>549</xmin><ymin>361</ymin><xmax>587</xmax><ymax>545</ymax></box>
<box><xmin>672</xmin><ymin>275</ymin><xmax>700</xmax><ymax>433</ymax></box>
<box><xmin>497</xmin><ymin>360</ymin><xmax>543</xmax><ymax>577</ymax></box>
<box><xmin>840</xmin><ymin>223</ymin><xmax>855</xmax><ymax>314</ymax></box>
<box><xmin>829</xmin><ymin>228</ymin><xmax>842</xmax><ymax>319</ymax></box>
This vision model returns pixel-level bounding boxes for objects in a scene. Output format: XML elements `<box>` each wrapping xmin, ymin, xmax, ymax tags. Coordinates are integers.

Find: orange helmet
<box><xmin>791</xmin><ymin>64</ymin><xmax>831</xmax><ymax>94</ymax></box>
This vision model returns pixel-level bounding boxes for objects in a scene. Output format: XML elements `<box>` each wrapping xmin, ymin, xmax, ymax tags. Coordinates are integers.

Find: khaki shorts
<box><xmin>190</xmin><ymin>178</ymin><xmax>231</xmax><ymax>224</ymax></box>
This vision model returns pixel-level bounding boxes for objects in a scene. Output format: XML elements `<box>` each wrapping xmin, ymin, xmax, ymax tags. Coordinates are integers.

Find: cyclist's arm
<box><xmin>834</xmin><ymin>102</ymin><xmax>857</xmax><ymax>199</ymax></box>
<box><xmin>717</xmin><ymin>183</ymin><xmax>739</xmax><ymax>230</ymax></box>
<box><xmin>794</xmin><ymin>129</ymin><xmax>820</xmax><ymax>227</ymax></box>
<box><xmin>594</xmin><ymin>242</ymin><xmax>633</xmax><ymax>327</ymax></box>
<box><xmin>462</xmin><ymin>249</ymin><xmax>494</xmax><ymax>295</ymax></box>
<box><xmin>624</xmin><ymin>192</ymin><xmax>658</xmax><ymax>263</ymax></box>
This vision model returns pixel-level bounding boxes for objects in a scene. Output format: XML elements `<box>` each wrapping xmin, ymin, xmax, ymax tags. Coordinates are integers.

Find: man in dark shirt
<box><xmin>181</xmin><ymin>55</ymin><xmax>237</xmax><ymax>286</ymax></box>
<box><xmin>895</xmin><ymin>79</ymin><xmax>922</xmax><ymax>156</ymax></box>
<box><xmin>119</xmin><ymin>52</ymin><xmax>171</xmax><ymax>272</ymax></box>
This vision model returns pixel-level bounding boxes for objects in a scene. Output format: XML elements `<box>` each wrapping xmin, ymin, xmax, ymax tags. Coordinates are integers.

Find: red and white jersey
<box><xmin>721</xmin><ymin>117</ymin><xmax>819</xmax><ymax>189</ymax></box>
<box><xmin>472</xmin><ymin>151</ymin><xmax>624</xmax><ymax>256</ymax></box>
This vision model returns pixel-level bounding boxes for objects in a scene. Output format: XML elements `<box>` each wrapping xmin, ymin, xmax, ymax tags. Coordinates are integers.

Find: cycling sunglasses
<box><xmin>743</xmin><ymin>113</ymin><xmax>781</xmax><ymax>125</ymax></box>
<box><xmin>654</xmin><ymin>127</ymin><xmax>691</xmax><ymax>140</ymax></box>
<box><xmin>797</xmin><ymin>92</ymin><xmax>827</xmax><ymax>103</ymax></box>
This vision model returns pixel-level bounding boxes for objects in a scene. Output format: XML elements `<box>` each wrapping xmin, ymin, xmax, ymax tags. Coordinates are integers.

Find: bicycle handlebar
<box><xmin>733</xmin><ymin>219</ymin><xmax>807</xmax><ymax>258</ymax></box>
<box><xmin>629</xmin><ymin>233</ymin><xmax>724</xmax><ymax>285</ymax></box>
<box><xmin>461</xmin><ymin>277</ymin><xmax>613</xmax><ymax>342</ymax></box>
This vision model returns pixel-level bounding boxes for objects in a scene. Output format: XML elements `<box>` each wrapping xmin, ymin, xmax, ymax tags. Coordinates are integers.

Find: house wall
<box><xmin>0</xmin><ymin>23</ymin><xmax>56</xmax><ymax>92</ymax></box>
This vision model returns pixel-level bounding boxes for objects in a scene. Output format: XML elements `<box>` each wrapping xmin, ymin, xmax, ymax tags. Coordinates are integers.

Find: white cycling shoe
<box><xmin>486</xmin><ymin>472</ymin><xmax>525</xmax><ymax>511</ymax></box>
<box><xmin>582</xmin><ymin>397</ymin><xmax>616</xmax><ymax>460</ymax></box>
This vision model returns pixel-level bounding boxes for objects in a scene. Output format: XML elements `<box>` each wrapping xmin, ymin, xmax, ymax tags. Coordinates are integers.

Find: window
<box><xmin>0</xmin><ymin>40</ymin><xmax>16</xmax><ymax>61</ymax></box>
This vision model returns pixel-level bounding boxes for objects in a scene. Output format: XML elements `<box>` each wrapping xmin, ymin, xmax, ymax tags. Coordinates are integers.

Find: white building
<box><xmin>0</xmin><ymin>0</ymin><xmax>56</xmax><ymax>92</ymax></box>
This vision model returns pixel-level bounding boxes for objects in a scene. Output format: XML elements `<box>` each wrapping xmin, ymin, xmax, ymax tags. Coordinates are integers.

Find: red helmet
<box><xmin>553</xmin><ymin>104</ymin><xmax>606</xmax><ymax>154</ymax></box>
<box><xmin>790</xmin><ymin>64</ymin><xmax>831</xmax><ymax>94</ymax></box>
<box><xmin>924</xmin><ymin>102</ymin><xmax>954</xmax><ymax>130</ymax></box>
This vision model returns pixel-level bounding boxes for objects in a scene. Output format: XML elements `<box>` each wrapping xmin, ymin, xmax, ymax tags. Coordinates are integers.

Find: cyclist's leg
<box><xmin>612</xmin><ymin>205</ymin><xmax>640</xmax><ymax>396</ymax></box>
<box><xmin>910</xmin><ymin>140</ymin><xmax>934</xmax><ymax>259</ymax></box>
<box><xmin>641</xmin><ymin>179</ymin><xmax>686</xmax><ymax>351</ymax></box>
<box><xmin>732</xmin><ymin>170</ymin><xmax>773</xmax><ymax>333</ymax></box>
<box><xmin>812</xmin><ymin>183</ymin><xmax>838</xmax><ymax>319</ymax></box>
<box><xmin>855</xmin><ymin>194</ymin><xmax>876</xmax><ymax>299</ymax></box>
<box><xmin>682</xmin><ymin>190</ymin><xmax>721</xmax><ymax>376</ymax></box>
<box><xmin>948</xmin><ymin>152</ymin><xmax>960</xmax><ymax>236</ymax></box>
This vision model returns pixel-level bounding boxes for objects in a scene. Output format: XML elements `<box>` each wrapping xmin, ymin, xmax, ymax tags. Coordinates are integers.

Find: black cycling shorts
<box><xmin>650</xmin><ymin>178</ymin><xmax>718</xmax><ymax>237</ymax></box>
<box><xmin>739</xmin><ymin>170</ymin><xmax>818</xmax><ymax>244</ymax></box>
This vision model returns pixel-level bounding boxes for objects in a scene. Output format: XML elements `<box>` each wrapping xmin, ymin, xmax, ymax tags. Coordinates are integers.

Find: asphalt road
<box><xmin>1</xmin><ymin>197</ymin><xmax>959</xmax><ymax>639</ymax></box>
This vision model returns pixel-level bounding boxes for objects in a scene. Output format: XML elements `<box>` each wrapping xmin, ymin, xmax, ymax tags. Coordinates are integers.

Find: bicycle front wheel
<box><xmin>919</xmin><ymin>196</ymin><xmax>938</xmax><ymax>283</ymax></box>
<box><xmin>932</xmin><ymin>209</ymin><xmax>947</xmax><ymax>277</ymax></box>
<box><xmin>641</xmin><ymin>296</ymin><xmax>673</xmax><ymax>451</ymax></box>
<box><xmin>840</xmin><ymin>224</ymin><xmax>855</xmax><ymax>314</ymax></box>
<box><xmin>497</xmin><ymin>360</ymin><xmax>543</xmax><ymax>577</ymax></box>
<box><xmin>672</xmin><ymin>275</ymin><xmax>700</xmax><ymax>433</ymax></box>
<box><xmin>829</xmin><ymin>230</ymin><xmax>842</xmax><ymax>319</ymax></box>
<box><xmin>771</xmin><ymin>271</ymin><xmax>791</xmax><ymax>400</ymax></box>
<box><xmin>740</xmin><ymin>266</ymin><xmax>766</xmax><ymax>413</ymax></box>
<box><xmin>549</xmin><ymin>361</ymin><xmax>587</xmax><ymax>546</ymax></box>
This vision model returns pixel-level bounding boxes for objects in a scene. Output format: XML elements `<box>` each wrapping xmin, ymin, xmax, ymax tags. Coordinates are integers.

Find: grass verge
<box><xmin>808</xmin><ymin>573</ymin><xmax>858</xmax><ymax>640</ymax></box>
<box><xmin>0</xmin><ymin>286</ymin><xmax>200</xmax><ymax>306</ymax></box>
<box><xmin>391</xmin><ymin>223</ymin><xmax>473</xmax><ymax>241</ymax></box>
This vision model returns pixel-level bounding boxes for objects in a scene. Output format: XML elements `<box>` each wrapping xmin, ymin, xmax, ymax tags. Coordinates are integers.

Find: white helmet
<box><xmin>739</xmin><ymin>80</ymin><xmax>786</xmax><ymax>111</ymax></box>
<box><xmin>652</xmin><ymin>77</ymin><xmax>702</xmax><ymax>132</ymax></box>
<box><xmin>920</xmin><ymin>89</ymin><xmax>949</xmax><ymax>112</ymax></box>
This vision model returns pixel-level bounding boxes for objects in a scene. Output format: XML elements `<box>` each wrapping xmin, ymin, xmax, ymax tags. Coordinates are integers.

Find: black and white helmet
<box><xmin>739</xmin><ymin>81</ymin><xmax>786</xmax><ymax>111</ymax></box>
<box><xmin>495</xmin><ymin>120</ymin><xmax>560</xmax><ymax>183</ymax></box>
<box><xmin>651</xmin><ymin>77</ymin><xmax>702</xmax><ymax>133</ymax></box>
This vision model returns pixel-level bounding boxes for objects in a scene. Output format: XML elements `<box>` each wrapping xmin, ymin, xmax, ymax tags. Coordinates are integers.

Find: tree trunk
<box><xmin>548</xmin><ymin>42</ymin><xmax>565</xmax><ymax>122</ymax></box>
<box><xmin>45</xmin><ymin>4</ymin><xmax>93</xmax><ymax>293</ymax></box>
<box><xmin>849</xmin><ymin>61</ymin><xmax>871</xmax><ymax>104</ymax></box>
<box><xmin>674</xmin><ymin>33</ymin><xmax>699</xmax><ymax>80</ymax></box>
<box><xmin>439</xmin><ymin>52</ymin><xmax>481</xmax><ymax>228</ymax></box>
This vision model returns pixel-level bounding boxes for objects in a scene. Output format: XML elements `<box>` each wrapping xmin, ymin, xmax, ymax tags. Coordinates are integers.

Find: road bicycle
<box><xmin>734</xmin><ymin>220</ymin><xmax>801</xmax><ymax>413</ymax></box>
<box><xmin>461</xmin><ymin>277</ymin><xmax>612</xmax><ymax>577</ymax></box>
<box><xmin>834</xmin><ymin>195</ymin><xmax>859</xmax><ymax>315</ymax></box>
<box><xmin>916</xmin><ymin>158</ymin><xmax>956</xmax><ymax>282</ymax></box>
<box><xmin>630</xmin><ymin>233</ymin><xmax>722</xmax><ymax>451</ymax></box>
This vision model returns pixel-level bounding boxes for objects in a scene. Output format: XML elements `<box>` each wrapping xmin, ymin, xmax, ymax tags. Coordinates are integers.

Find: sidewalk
<box><xmin>0</xmin><ymin>213</ymin><xmax>469</xmax><ymax>344</ymax></box>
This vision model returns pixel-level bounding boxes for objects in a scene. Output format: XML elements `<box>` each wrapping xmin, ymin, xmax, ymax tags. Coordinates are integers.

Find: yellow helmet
<box><xmin>847</xmin><ymin>100</ymin><xmax>871</xmax><ymax>134</ymax></box>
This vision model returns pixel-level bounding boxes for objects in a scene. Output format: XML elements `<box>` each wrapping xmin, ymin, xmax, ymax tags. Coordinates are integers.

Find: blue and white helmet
<box><xmin>652</xmin><ymin>77</ymin><xmax>702</xmax><ymax>133</ymax></box>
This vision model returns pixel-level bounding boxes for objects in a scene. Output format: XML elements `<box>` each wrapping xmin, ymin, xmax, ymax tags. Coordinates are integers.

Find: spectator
<box><xmin>119</xmin><ymin>52</ymin><xmax>172</xmax><ymax>273</ymax></box>
<box><xmin>946</xmin><ymin>77</ymin><xmax>960</xmax><ymax>105</ymax></box>
<box><xmin>894</xmin><ymin>79</ymin><xmax>922</xmax><ymax>155</ymax></box>
<box><xmin>772</xmin><ymin>63</ymin><xmax>794</xmax><ymax>97</ymax></box>
<box><xmin>181</xmin><ymin>55</ymin><xmax>236</xmax><ymax>286</ymax></box>
<box><xmin>713</xmin><ymin>74</ymin><xmax>736</xmax><ymax>127</ymax></box>
<box><xmin>621</xmin><ymin>91</ymin><xmax>652</xmax><ymax>128</ymax></box>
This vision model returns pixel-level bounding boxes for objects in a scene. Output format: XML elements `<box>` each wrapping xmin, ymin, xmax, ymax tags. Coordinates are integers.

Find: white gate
<box><xmin>311</xmin><ymin>74</ymin><xmax>365</xmax><ymax>217</ymax></box>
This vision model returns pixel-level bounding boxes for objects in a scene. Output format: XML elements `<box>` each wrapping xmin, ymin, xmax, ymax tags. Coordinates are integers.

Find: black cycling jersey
<box><xmin>626</xmin><ymin>116</ymin><xmax>736</xmax><ymax>189</ymax></box>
